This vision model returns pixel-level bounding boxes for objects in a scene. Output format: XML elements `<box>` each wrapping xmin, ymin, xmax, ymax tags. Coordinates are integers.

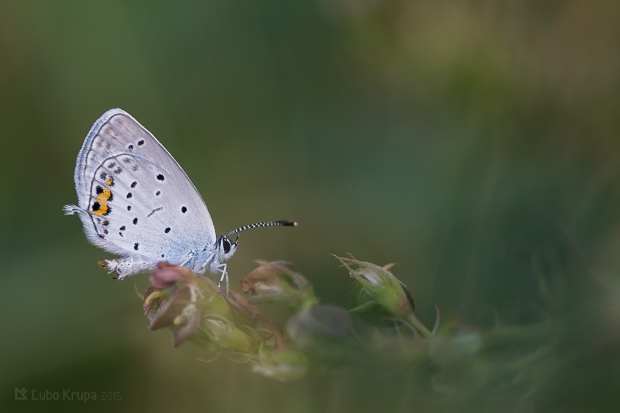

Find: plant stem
<box><xmin>405</xmin><ymin>313</ymin><xmax>432</xmax><ymax>339</ymax></box>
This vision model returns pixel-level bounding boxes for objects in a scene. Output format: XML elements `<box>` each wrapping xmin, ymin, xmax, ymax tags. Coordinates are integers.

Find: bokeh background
<box><xmin>2</xmin><ymin>0</ymin><xmax>620</xmax><ymax>412</ymax></box>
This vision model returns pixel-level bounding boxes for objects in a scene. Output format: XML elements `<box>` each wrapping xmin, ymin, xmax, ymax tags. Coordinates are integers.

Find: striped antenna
<box><xmin>227</xmin><ymin>220</ymin><xmax>298</xmax><ymax>237</ymax></box>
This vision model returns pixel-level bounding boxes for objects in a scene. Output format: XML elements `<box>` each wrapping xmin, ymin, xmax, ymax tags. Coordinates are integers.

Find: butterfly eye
<box><xmin>222</xmin><ymin>238</ymin><xmax>231</xmax><ymax>254</ymax></box>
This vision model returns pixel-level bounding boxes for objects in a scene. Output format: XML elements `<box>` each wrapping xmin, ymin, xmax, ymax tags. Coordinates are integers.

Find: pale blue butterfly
<box><xmin>64</xmin><ymin>109</ymin><xmax>296</xmax><ymax>291</ymax></box>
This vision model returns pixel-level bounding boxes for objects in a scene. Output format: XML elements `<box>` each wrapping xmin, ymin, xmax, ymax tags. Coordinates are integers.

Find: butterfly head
<box><xmin>216</xmin><ymin>234</ymin><xmax>239</xmax><ymax>262</ymax></box>
<box><xmin>210</xmin><ymin>220</ymin><xmax>297</xmax><ymax>272</ymax></box>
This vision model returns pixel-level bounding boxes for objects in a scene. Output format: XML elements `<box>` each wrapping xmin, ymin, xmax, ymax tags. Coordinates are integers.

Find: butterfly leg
<box><xmin>178</xmin><ymin>252</ymin><xmax>195</xmax><ymax>269</ymax></box>
<box><xmin>217</xmin><ymin>263</ymin><xmax>229</xmax><ymax>295</ymax></box>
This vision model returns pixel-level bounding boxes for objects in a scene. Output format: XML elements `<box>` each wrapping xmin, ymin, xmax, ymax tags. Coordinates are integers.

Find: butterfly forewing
<box><xmin>73</xmin><ymin>109</ymin><xmax>216</xmax><ymax>262</ymax></box>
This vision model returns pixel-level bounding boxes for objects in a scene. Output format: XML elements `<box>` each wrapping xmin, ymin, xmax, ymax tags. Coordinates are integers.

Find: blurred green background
<box><xmin>2</xmin><ymin>0</ymin><xmax>620</xmax><ymax>411</ymax></box>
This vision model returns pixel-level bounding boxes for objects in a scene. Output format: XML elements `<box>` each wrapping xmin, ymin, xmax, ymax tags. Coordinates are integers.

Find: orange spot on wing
<box><xmin>91</xmin><ymin>200</ymin><xmax>109</xmax><ymax>216</ymax></box>
<box><xmin>100</xmin><ymin>187</ymin><xmax>112</xmax><ymax>201</ymax></box>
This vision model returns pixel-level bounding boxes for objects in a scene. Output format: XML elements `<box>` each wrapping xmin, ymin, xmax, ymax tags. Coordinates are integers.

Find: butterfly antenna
<box><xmin>227</xmin><ymin>220</ymin><xmax>298</xmax><ymax>237</ymax></box>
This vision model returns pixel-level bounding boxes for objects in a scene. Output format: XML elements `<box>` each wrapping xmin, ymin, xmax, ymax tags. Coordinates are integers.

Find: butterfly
<box><xmin>64</xmin><ymin>108</ymin><xmax>296</xmax><ymax>291</ymax></box>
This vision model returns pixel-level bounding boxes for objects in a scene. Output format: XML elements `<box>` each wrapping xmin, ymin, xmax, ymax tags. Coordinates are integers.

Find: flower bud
<box><xmin>336</xmin><ymin>255</ymin><xmax>431</xmax><ymax>338</ymax></box>
<box><xmin>240</xmin><ymin>261</ymin><xmax>318</xmax><ymax>310</ymax></box>
<box><xmin>336</xmin><ymin>256</ymin><xmax>414</xmax><ymax>318</ymax></box>
<box><xmin>349</xmin><ymin>276</ymin><xmax>416</xmax><ymax>328</ymax></box>
<box><xmin>150</xmin><ymin>262</ymin><xmax>194</xmax><ymax>289</ymax></box>
<box><xmin>199</xmin><ymin>315</ymin><xmax>258</xmax><ymax>353</ymax></box>
<box><xmin>147</xmin><ymin>287</ymin><xmax>201</xmax><ymax>347</ymax></box>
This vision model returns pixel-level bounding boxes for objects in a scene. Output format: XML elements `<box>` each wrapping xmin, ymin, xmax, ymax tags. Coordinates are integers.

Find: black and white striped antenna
<box><xmin>227</xmin><ymin>220</ymin><xmax>298</xmax><ymax>237</ymax></box>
